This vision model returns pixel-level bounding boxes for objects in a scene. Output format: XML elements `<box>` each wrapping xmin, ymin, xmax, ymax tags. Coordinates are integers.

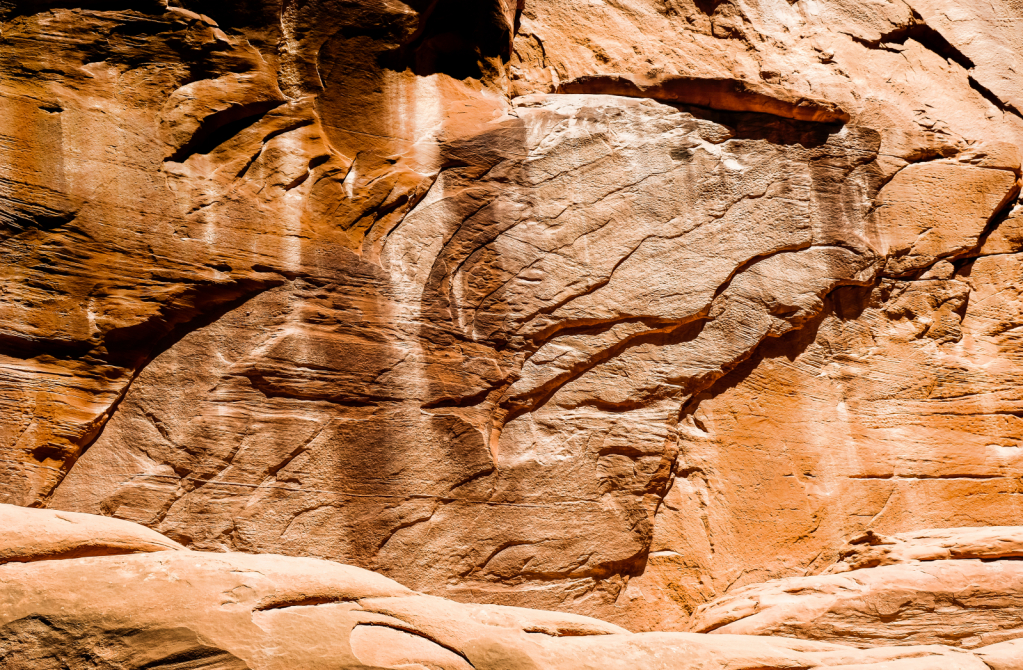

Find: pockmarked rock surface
<box><xmin>0</xmin><ymin>0</ymin><xmax>1022</xmax><ymax>632</ymax></box>
<box><xmin>0</xmin><ymin>505</ymin><xmax>1013</xmax><ymax>670</ymax></box>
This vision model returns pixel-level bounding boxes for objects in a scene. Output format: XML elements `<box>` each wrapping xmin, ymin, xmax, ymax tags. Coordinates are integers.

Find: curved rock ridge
<box><xmin>0</xmin><ymin>505</ymin><xmax>1017</xmax><ymax>670</ymax></box>
<box><xmin>0</xmin><ymin>0</ymin><xmax>1021</xmax><ymax>630</ymax></box>
<box><xmin>690</xmin><ymin>554</ymin><xmax>1023</xmax><ymax>649</ymax></box>
<box><xmin>557</xmin><ymin>74</ymin><xmax>851</xmax><ymax>124</ymax></box>
<box><xmin>828</xmin><ymin>527</ymin><xmax>1023</xmax><ymax>573</ymax></box>
<box><xmin>0</xmin><ymin>502</ymin><xmax>183</xmax><ymax>564</ymax></box>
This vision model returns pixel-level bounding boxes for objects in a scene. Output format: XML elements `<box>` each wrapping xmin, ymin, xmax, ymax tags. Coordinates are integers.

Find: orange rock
<box><xmin>828</xmin><ymin>527</ymin><xmax>1023</xmax><ymax>573</ymax></box>
<box><xmin>691</xmin><ymin>558</ymin><xmax>1023</xmax><ymax>649</ymax></box>
<box><xmin>0</xmin><ymin>502</ymin><xmax>183</xmax><ymax>564</ymax></box>
<box><xmin>0</xmin><ymin>0</ymin><xmax>1022</xmax><ymax>636</ymax></box>
<box><xmin>875</xmin><ymin>162</ymin><xmax>1019</xmax><ymax>276</ymax></box>
<box><xmin>0</xmin><ymin>505</ymin><xmax>1011</xmax><ymax>669</ymax></box>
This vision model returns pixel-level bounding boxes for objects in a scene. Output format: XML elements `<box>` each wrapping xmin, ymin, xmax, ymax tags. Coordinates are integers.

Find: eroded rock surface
<box><xmin>691</xmin><ymin>557</ymin><xmax>1023</xmax><ymax>649</ymax></box>
<box><xmin>623</xmin><ymin>240</ymin><xmax>1023</xmax><ymax>629</ymax></box>
<box><xmin>0</xmin><ymin>502</ymin><xmax>183</xmax><ymax>564</ymax></box>
<box><xmin>0</xmin><ymin>0</ymin><xmax>1021</xmax><ymax>631</ymax></box>
<box><xmin>685</xmin><ymin>527</ymin><xmax>1023</xmax><ymax>650</ymax></box>
<box><xmin>0</xmin><ymin>505</ymin><xmax>1015</xmax><ymax>670</ymax></box>
<box><xmin>828</xmin><ymin>526</ymin><xmax>1023</xmax><ymax>573</ymax></box>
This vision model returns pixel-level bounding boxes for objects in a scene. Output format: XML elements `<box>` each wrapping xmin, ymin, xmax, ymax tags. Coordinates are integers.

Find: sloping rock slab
<box><xmin>829</xmin><ymin>527</ymin><xmax>1023</xmax><ymax>573</ymax></box>
<box><xmin>0</xmin><ymin>505</ymin><xmax>1013</xmax><ymax>669</ymax></box>
<box><xmin>0</xmin><ymin>503</ymin><xmax>183</xmax><ymax>564</ymax></box>
<box><xmin>691</xmin><ymin>557</ymin><xmax>1023</xmax><ymax>649</ymax></box>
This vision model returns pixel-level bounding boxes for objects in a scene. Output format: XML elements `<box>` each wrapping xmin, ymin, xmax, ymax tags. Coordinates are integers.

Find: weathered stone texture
<box><xmin>1</xmin><ymin>0</ymin><xmax>1023</xmax><ymax>644</ymax></box>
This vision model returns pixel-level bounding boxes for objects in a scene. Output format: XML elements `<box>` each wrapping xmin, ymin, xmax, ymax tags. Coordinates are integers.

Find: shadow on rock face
<box><xmin>0</xmin><ymin>618</ymin><xmax>251</xmax><ymax>670</ymax></box>
<box><xmin>385</xmin><ymin>0</ymin><xmax>519</xmax><ymax>80</ymax></box>
<box><xmin>13</xmin><ymin>0</ymin><xmax>1022</xmax><ymax>635</ymax></box>
<box><xmin>44</xmin><ymin>74</ymin><xmax>888</xmax><ymax>622</ymax></box>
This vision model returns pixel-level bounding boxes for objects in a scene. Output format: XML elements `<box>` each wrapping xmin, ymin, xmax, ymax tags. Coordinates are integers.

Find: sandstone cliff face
<box><xmin>1</xmin><ymin>0</ymin><xmax>1022</xmax><ymax>635</ymax></box>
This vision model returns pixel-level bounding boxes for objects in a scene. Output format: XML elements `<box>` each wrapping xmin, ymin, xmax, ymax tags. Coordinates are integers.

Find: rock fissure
<box><xmin>2</xmin><ymin>0</ymin><xmax>1022</xmax><ymax>645</ymax></box>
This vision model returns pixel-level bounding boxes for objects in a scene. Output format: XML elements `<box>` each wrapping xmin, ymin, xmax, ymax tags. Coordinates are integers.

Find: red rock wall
<box><xmin>1</xmin><ymin>0</ymin><xmax>1021</xmax><ymax>630</ymax></box>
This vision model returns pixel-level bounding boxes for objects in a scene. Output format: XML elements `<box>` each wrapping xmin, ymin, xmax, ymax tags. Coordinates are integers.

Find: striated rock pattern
<box><xmin>1</xmin><ymin>0</ymin><xmax>1022</xmax><ymax>639</ymax></box>
<box><xmin>826</xmin><ymin>526</ymin><xmax>1023</xmax><ymax>573</ymax></box>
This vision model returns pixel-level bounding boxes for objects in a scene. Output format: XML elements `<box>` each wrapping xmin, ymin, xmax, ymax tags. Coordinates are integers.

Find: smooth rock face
<box><xmin>0</xmin><ymin>502</ymin><xmax>183</xmax><ymax>564</ymax></box>
<box><xmin>0</xmin><ymin>505</ymin><xmax>1012</xmax><ymax>670</ymax></box>
<box><xmin>0</xmin><ymin>0</ymin><xmax>1022</xmax><ymax>634</ymax></box>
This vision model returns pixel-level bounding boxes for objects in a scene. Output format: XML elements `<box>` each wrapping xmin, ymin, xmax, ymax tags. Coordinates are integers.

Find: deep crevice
<box><xmin>851</xmin><ymin>18</ymin><xmax>974</xmax><ymax>70</ymax></box>
<box><xmin>969</xmin><ymin>178</ymin><xmax>1023</xmax><ymax>257</ymax></box>
<box><xmin>381</xmin><ymin>0</ymin><xmax>515</xmax><ymax>80</ymax></box>
<box><xmin>692</xmin><ymin>0</ymin><xmax>726</xmax><ymax>15</ymax></box>
<box><xmin>678</xmin><ymin>283</ymin><xmax>860</xmax><ymax>422</ymax></box>
<box><xmin>557</xmin><ymin>74</ymin><xmax>850</xmax><ymax>124</ymax></box>
<box><xmin>969</xmin><ymin>75</ymin><xmax>1023</xmax><ymax>120</ymax></box>
<box><xmin>164</xmin><ymin>100</ymin><xmax>285</xmax><ymax>163</ymax></box>
<box><xmin>252</xmin><ymin>596</ymin><xmax>358</xmax><ymax>612</ymax></box>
